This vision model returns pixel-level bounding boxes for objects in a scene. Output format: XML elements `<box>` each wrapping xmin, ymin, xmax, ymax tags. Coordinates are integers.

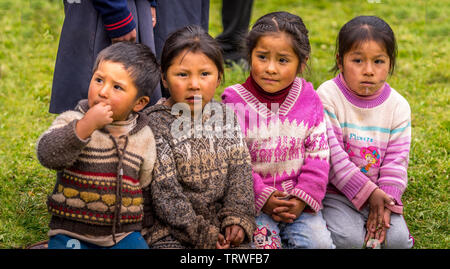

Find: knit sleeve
<box><xmin>218</xmin><ymin>113</ymin><xmax>256</xmax><ymax>243</ymax></box>
<box><xmin>138</xmin><ymin>127</ymin><xmax>157</xmax><ymax>189</ymax></box>
<box><xmin>222</xmin><ymin>87</ymin><xmax>276</xmax><ymax>214</ymax></box>
<box><xmin>378</xmin><ymin>100</ymin><xmax>411</xmax><ymax>213</ymax></box>
<box><xmin>92</xmin><ymin>0</ymin><xmax>136</xmax><ymax>38</ymax></box>
<box><xmin>291</xmin><ymin>99</ymin><xmax>330</xmax><ymax>212</ymax></box>
<box><xmin>150</xmin><ymin>136</ymin><xmax>220</xmax><ymax>249</ymax></box>
<box><xmin>36</xmin><ymin>111</ymin><xmax>89</xmax><ymax>171</ymax></box>
<box><xmin>253</xmin><ymin>172</ymin><xmax>278</xmax><ymax>214</ymax></box>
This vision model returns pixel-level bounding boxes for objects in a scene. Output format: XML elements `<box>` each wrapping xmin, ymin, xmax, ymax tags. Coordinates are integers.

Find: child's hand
<box><xmin>76</xmin><ymin>102</ymin><xmax>113</xmax><ymax>139</ymax></box>
<box><xmin>378</xmin><ymin>208</ymin><xmax>391</xmax><ymax>243</ymax></box>
<box><xmin>111</xmin><ymin>29</ymin><xmax>137</xmax><ymax>43</ymax></box>
<box><xmin>151</xmin><ymin>7</ymin><xmax>156</xmax><ymax>27</ymax></box>
<box><xmin>225</xmin><ymin>225</ymin><xmax>245</xmax><ymax>247</ymax></box>
<box><xmin>262</xmin><ymin>190</ymin><xmax>297</xmax><ymax>219</ymax></box>
<box><xmin>216</xmin><ymin>233</ymin><xmax>230</xmax><ymax>249</ymax></box>
<box><xmin>365</xmin><ymin>208</ymin><xmax>392</xmax><ymax>245</ymax></box>
<box><xmin>272</xmin><ymin>197</ymin><xmax>306</xmax><ymax>223</ymax></box>
<box><xmin>366</xmin><ymin>189</ymin><xmax>394</xmax><ymax>241</ymax></box>
<box><xmin>85</xmin><ymin>102</ymin><xmax>114</xmax><ymax>129</ymax></box>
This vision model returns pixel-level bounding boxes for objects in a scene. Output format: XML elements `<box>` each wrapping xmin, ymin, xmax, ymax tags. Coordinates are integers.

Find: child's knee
<box><xmin>310</xmin><ymin>229</ymin><xmax>335</xmax><ymax>249</ymax></box>
<box><xmin>330</xmin><ymin>229</ymin><xmax>366</xmax><ymax>249</ymax></box>
<box><xmin>308</xmin><ymin>216</ymin><xmax>335</xmax><ymax>249</ymax></box>
<box><xmin>284</xmin><ymin>212</ymin><xmax>335</xmax><ymax>249</ymax></box>
<box><xmin>383</xmin><ymin>214</ymin><xmax>414</xmax><ymax>249</ymax></box>
<box><xmin>384</xmin><ymin>228</ymin><xmax>414</xmax><ymax>249</ymax></box>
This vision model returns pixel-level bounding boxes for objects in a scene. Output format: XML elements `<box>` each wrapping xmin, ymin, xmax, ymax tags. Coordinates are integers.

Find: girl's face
<box><xmin>250</xmin><ymin>32</ymin><xmax>302</xmax><ymax>93</ymax></box>
<box><xmin>365</xmin><ymin>154</ymin><xmax>376</xmax><ymax>164</ymax></box>
<box><xmin>162</xmin><ymin>50</ymin><xmax>221</xmax><ymax>115</ymax></box>
<box><xmin>338</xmin><ymin>40</ymin><xmax>390</xmax><ymax>96</ymax></box>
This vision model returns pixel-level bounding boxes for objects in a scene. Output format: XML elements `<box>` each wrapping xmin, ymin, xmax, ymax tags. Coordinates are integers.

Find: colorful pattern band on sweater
<box><xmin>37</xmin><ymin>100</ymin><xmax>156</xmax><ymax>237</ymax></box>
<box><xmin>222</xmin><ymin>77</ymin><xmax>330</xmax><ymax>213</ymax></box>
<box><xmin>317</xmin><ymin>76</ymin><xmax>411</xmax><ymax>214</ymax></box>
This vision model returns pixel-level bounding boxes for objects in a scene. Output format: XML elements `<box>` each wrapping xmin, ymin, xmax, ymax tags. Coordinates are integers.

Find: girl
<box><xmin>141</xmin><ymin>25</ymin><xmax>256</xmax><ymax>249</ymax></box>
<box><xmin>317</xmin><ymin>16</ymin><xmax>414</xmax><ymax>249</ymax></box>
<box><xmin>222</xmin><ymin>12</ymin><xmax>334</xmax><ymax>249</ymax></box>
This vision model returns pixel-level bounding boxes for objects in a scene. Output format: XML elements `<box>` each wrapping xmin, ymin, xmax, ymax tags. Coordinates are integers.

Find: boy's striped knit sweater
<box><xmin>222</xmin><ymin>77</ymin><xmax>330</xmax><ymax>213</ymax></box>
<box><xmin>36</xmin><ymin>100</ymin><xmax>156</xmax><ymax>238</ymax></box>
<box><xmin>317</xmin><ymin>76</ymin><xmax>411</xmax><ymax>214</ymax></box>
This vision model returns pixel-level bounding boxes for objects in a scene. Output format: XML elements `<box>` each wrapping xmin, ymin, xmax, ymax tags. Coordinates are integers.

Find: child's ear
<box><xmin>161</xmin><ymin>73</ymin><xmax>169</xmax><ymax>89</ymax></box>
<box><xmin>299</xmin><ymin>61</ymin><xmax>308</xmax><ymax>74</ymax></box>
<box><xmin>216</xmin><ymin>74</ymin><xmax>222</xmax><ymax>88</ymax></box>
<box><xmin>133</xmin><ymin>96</ymin><xmax>150</xmax><ymax>112</ymax></box>
<box><xmin>297</xmin><ymin>57</ymin><xmax>308</xmax><ymax>74</ymax></box>
<box><xmin>336</xmin><ymin>54</ymin><xmax>344</xmax><ymax>72</ymax></box>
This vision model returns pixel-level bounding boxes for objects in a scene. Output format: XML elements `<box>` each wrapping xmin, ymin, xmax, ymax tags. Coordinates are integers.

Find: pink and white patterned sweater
<box><xmin>317</xmin><ymin>76</ymin><xmax>411</xmax><ymax>214</ymax></box>
<box><xmin>222</xmin><ymin>77</ymin><xmax>330</xmax><ymax>213</ymax></box>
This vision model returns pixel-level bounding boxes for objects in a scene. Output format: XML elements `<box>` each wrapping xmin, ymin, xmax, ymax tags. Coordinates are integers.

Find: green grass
<box><xmin>0</xmin><ymin>0</ymin><xmax>448</xmax><ymax>248</ymax></box>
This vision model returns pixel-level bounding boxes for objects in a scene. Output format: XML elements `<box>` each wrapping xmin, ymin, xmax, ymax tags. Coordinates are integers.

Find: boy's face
<box><xmin>88</xmin><ymin>60</ymin><xmax>149</xmax><ymax>121</ymax></box>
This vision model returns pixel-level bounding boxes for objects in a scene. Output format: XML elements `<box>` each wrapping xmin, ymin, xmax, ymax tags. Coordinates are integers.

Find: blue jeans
<box><xmin>253</xmin><ymin>211</ymin><xmax>335</xmax><ymax>249</ymax></box>
<box><xmin>48</xmin><ymin>232</ymin><xmax>149</xmax><ymax>249</ymax></box>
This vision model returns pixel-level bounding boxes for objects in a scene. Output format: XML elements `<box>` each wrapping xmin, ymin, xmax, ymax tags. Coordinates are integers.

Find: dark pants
<box><xmin>152</xmin><ymin>0</ymin><xmax>210</xmax><ymax>98</ymax></box>
<box><xmin>153</xmin><ymin>0</ymin><xmax>210</xmax><ymax>60</ymax></box>
<box><xmin>216</xmin><ymin>0</ymin><xmax>253</xmax><ymax>63</ymax></box>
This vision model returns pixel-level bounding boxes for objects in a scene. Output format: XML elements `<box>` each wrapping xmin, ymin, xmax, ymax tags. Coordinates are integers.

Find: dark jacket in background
<box><xmin>50</xmin><ymin>0</ymin><xmax>160</xmax><ymax>114</ymax></box>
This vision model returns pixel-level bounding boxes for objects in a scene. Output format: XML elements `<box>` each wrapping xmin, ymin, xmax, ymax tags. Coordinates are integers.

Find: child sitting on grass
<box><xmin>142</xmin><ymin>25</ymin><xmax>256</xmax><ymax>249</ymax></box>
<box><xmin>317</xmin><ymin>16</ymin><xmax>414</xmax><ymax>249</ymax></box>
<box><xmin>221</xmin><ymin>11</ymin><xmax>334</xmax><ymax>249</ymax></box>
<box><xmin>37</xmin><ymin>42</ymin><xmax>160</xmax><ymax>249</ymax></box>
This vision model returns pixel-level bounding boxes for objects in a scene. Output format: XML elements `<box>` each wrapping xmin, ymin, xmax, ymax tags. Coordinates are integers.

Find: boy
<box><xmin>37</xmin><ymin>42</ymin><xmax>160</xmax><ymax>249</ymax></box>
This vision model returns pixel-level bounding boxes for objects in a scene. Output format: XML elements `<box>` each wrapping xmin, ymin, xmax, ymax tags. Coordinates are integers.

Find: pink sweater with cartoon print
<box><xmin>222</xmin><ymin>77</ymin><xmax>330</xmax><ymax>213</ymax></box>
<box><xmin>317</xmin><ymin>75</ymin><xmax>411</xmax><ymax>214</ymax></box>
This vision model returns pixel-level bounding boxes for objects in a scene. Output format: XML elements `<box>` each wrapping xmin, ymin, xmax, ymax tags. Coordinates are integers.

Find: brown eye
<box><xmin>257</xmin><ymin>54</ymin><xmax>266</xmax><ymax>60</ymax></box>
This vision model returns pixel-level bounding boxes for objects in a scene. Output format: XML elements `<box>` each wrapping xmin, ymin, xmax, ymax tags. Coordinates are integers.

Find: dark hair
<box><xmin>93</xmin><ymin>41</ymin><xmax>160</xmax><ymax>98</ymax></box>
<box><xmin>160</xmin><ymin>25</ymin><xmax>224</xmax><ymax>82</ymax></box>
<box><xmin>246</xmin><ymin>11</ymin><xmax>311</xmax><ymax>73</ymax></box>
<box><xmin>333</xmin><ymin>15</ymin><xmax>397</xmax><ymax>74</ymax></box>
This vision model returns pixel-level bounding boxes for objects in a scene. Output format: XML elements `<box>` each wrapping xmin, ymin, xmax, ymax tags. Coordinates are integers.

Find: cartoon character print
<box><xmin>360</xmin><ymin>146</ymin><xmax>381</xmax><ymax>173</ymax></box>
<box><xmin>253</xmin><ymin>226</ymin><xmax>282</xmax><ymax>249</ymax></box>
<box><xmin>344</xmin><ymin>142</ymin><xmax>354</xmax><ymax>157</ymax></box>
